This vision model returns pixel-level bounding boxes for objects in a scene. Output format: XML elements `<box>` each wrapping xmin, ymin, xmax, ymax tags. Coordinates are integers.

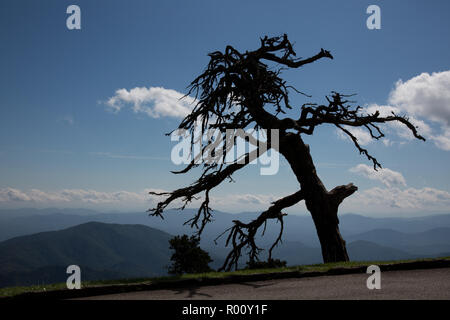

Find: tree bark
<box><xmin>309</xmin><ymin>204</ymin><xmax>350</xmax><ymax>262</ymax></box>
<box><xmin>278</xmin><ymin>132</ymin><xmax>355</xmax><ymax>263</ymax></box>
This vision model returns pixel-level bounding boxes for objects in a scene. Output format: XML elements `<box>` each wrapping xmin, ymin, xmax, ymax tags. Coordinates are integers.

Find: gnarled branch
<box><xmin>216</xmin><ymin>189</ymin><xmax>305</xmax><ymax>271</ymax></box>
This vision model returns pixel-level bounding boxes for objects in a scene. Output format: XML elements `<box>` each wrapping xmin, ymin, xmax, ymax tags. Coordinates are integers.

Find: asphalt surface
<box><xmin>80</xmin><ymin>267</ymin><xmax>450</xmax><ymax>300</ymax></box>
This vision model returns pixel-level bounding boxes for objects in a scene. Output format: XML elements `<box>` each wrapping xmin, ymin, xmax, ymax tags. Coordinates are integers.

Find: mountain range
<box><xmin>0</xmin><ymin>222</ymin><xmax>172</xmax><ymax>287</ymax></box>
<box><xmin>0</xmin><ymin>208</ymin><xmax>449</xmax><ymax>287</ymax></box>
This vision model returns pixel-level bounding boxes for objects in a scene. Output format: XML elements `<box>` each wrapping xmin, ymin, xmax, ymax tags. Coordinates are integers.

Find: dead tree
<box><xmin>149</xmin><ymin>34</ymin><xmax>425</xmax><ymax>271</ymax></box>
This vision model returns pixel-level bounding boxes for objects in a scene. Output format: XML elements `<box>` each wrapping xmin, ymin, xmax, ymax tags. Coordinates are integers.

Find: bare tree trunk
<box><xmin>279</xmin><ymin>132</ymin><xmax>354</xmax><ymax>263</ymax></box>
<box><xmin>308</xmin><ymin>202</ymin><xmax>349</xmax><ymax>262</ymax></box>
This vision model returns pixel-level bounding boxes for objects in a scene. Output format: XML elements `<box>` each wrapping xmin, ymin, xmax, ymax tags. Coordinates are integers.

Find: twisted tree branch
<box><xmin>216</xmin><ymin>189</ymin><xmax>305</xmax><ymax>271</ymax></box>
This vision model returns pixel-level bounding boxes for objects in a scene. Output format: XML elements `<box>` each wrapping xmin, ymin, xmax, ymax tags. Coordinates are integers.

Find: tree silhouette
<box><xmin>149</xmin><ymin>34</ymin><xmax>425</xmax><ymax>271</ymax></box>
<box><xmin>168</xmin><ymin>235</ymin><xmax>213</xmax><ymax>275</ymax></box>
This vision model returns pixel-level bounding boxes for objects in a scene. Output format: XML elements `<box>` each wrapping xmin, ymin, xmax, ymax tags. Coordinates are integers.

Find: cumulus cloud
<box><xmin>385</xmin><ymin>71</ymin><xmax>450</xmax><ymax>150</ymax></box>
<box><xmin>0</xmin><ymin>188</ymin><xmax>32</xmax><ymax>202</ymax></box>
<box><xmin>0</xmin><ymin>187</ymin><xmax>284</xmax><ymax>213</ymax></box>
<box><xmin>389</xmin><ymin>71</ymin><xmax>450</xmax><ymax>126</ymax></box>
<box><xmin>337</xmin><ymin>71</ymin><xmax>450</xmax><ymax>151</ymax></box>
<box><xmin>344</xmin><ymin>162</ymin><xmax>450</xmax><ymax>215</ymax></box>
<box><xmin>0</xmin><ymin>187</ymin><xmax>163</xmax><ymax>206</ymax></box>
<box><xmin>387</xmin><ymin>71</ymin><xmax>450</xmax><ymax>150</ymax></box>
<box><xmin>429</xmin><ymin>128</ymin><xmax>450</xmax><ymax>151</ymax></box>
<box><xmin>349</xmin><ymin>164</ymin><xmax>407</xmax><ymax>188</ymax></box>
<box><xmin>105</xmin><ymin>87</ymin><xmax>196</xmax><ymax>118</ymax></box>
<box><xmin>2</xmin><ymin>186</ymin><xmax>450</xmax><ymax>216</ymax></box>
<box><xmin>343</xmin><ymin>186</ymin><xmax>450</xmax><ymax>214</ymax></box>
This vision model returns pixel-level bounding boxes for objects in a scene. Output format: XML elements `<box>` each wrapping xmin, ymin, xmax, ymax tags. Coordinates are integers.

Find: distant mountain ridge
<box><xmin>1</xmin><ymin>208</ymin><xmax>449</xmax><ymax>288</ymax></box>
<box><xmin>0</xmin><ymin>222</ymin><xmax>173</xmax><ymax>287</ymax></box>
<box><xmin>2</xmin><ymin>208</ymin><xmax>450</xmax><ymax>244</ymax></box>
<box><xmin>345</xmin><ymin>227</ymin><xmax>450</xmax><ymax>255</ymax></box>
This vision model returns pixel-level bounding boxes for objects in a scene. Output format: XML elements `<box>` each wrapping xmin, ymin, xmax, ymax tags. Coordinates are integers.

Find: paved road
<box><xmin>81</xmin><ymin>268</ymin><xmax>450</xmax><ymax>300</ymax></box>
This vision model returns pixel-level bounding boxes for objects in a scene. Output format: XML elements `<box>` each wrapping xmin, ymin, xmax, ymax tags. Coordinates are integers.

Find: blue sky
<box><xmin>1</xmin><ymin>0</ymin><xmax>449</xmax><ymax>216</ymax></box>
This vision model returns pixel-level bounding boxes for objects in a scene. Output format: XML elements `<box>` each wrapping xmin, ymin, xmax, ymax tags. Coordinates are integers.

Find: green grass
<box><xmin>1</xmin><ymin>256</ymin><xmax>449</xmax><ymax>298</ymax></box>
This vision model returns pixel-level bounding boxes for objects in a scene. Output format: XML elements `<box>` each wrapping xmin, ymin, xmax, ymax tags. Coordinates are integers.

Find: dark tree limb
<box><xmin>149</xmin><ymin>148</ymin><xmax>261</xmax><ymax>236</ymax></box>
<box><xmin>329</xmin><ymin>183</ymin><xmax>358</xmax><ymax>206</ymax></box>
<box><xmin>216</xmin><ymin>189</ymin><xmax>305</xmax><ymax>271</ymax></box>
<box><xmin>277</xmin><ymin>92</ymin><xmax>426</xmax><ymax>169</ymax></box>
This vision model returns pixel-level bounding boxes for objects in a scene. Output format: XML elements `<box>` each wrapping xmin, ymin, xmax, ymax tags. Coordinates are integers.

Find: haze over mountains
<box><xmin>0</xmin><ymin>208</ymin><xmax>449</xmax><ymax>287</ymax></box>
<box><xmin>0</xmin><ymin>222</ymin><xmax>172</xmax><ymax>287</ymax></box>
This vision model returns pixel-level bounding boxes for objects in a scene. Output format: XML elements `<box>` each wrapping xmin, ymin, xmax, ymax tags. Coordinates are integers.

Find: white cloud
<box><xmin>343</xmin><ymin>186</ymin><xmax>450</xmax><ymax>215</ymax></box>
<box><xmin>2</xmin><ymin>186</ymin><xmax>450</xmax><ymax>217</ymax></box>
<box><xmin>0</xmin><ymin>185</ymin><xmax>307</xmax><ymax>215</ymax></box>
<box><xmin>389</xmin><ymin>71</ymin><xmax>450</xmax><ymax>126</ymax></box>
<box><xmin>344</xmin><ymin>161</ymin><xmax>450</xmax><ymax>216</ymax></box>
<box><xmin>337</xmin><ymin>71</ymin><xmax>450</xmax><ymax>151</ymax></box>
<box><xmin>0</xmin><ymin>188</ymin><xmax>154</xmax><ymax>206</ymax></box>
<box><xmin>382</xmin><ymin>139</ymin><xmax>393</xmax><ymax>147</ymax></box>
<box><xmin>349</xmin><ymin>164</ymin><xmax>407</xmax><ymax>188</ymax></box>
<box><xmin>429</xmin><ymin>128</ymin><xmax>450</xmax><ymax>151</ymax></box>
<box><xmin>336</xmin><ymin>126</ymin><xmax>373</xmax><ymax>146</ymax></box>
<box><xmin>106</xmin><ymin>86</ymin><xmax>196</xmax><ymax>118</ymax></box>
<box><xmin>384</xmin><ymin>71</ymin><xmax>450</xmax><ymax>150</ymax></box>
<box><xmin>0</xmin><ymin>188</ymin><xmax>32</xmax><ymax>202</ymax></box>
<box><xmin>0</xmin><ymin>187</ymin><xmax>283</xmax><ymax>213</ymax></box>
